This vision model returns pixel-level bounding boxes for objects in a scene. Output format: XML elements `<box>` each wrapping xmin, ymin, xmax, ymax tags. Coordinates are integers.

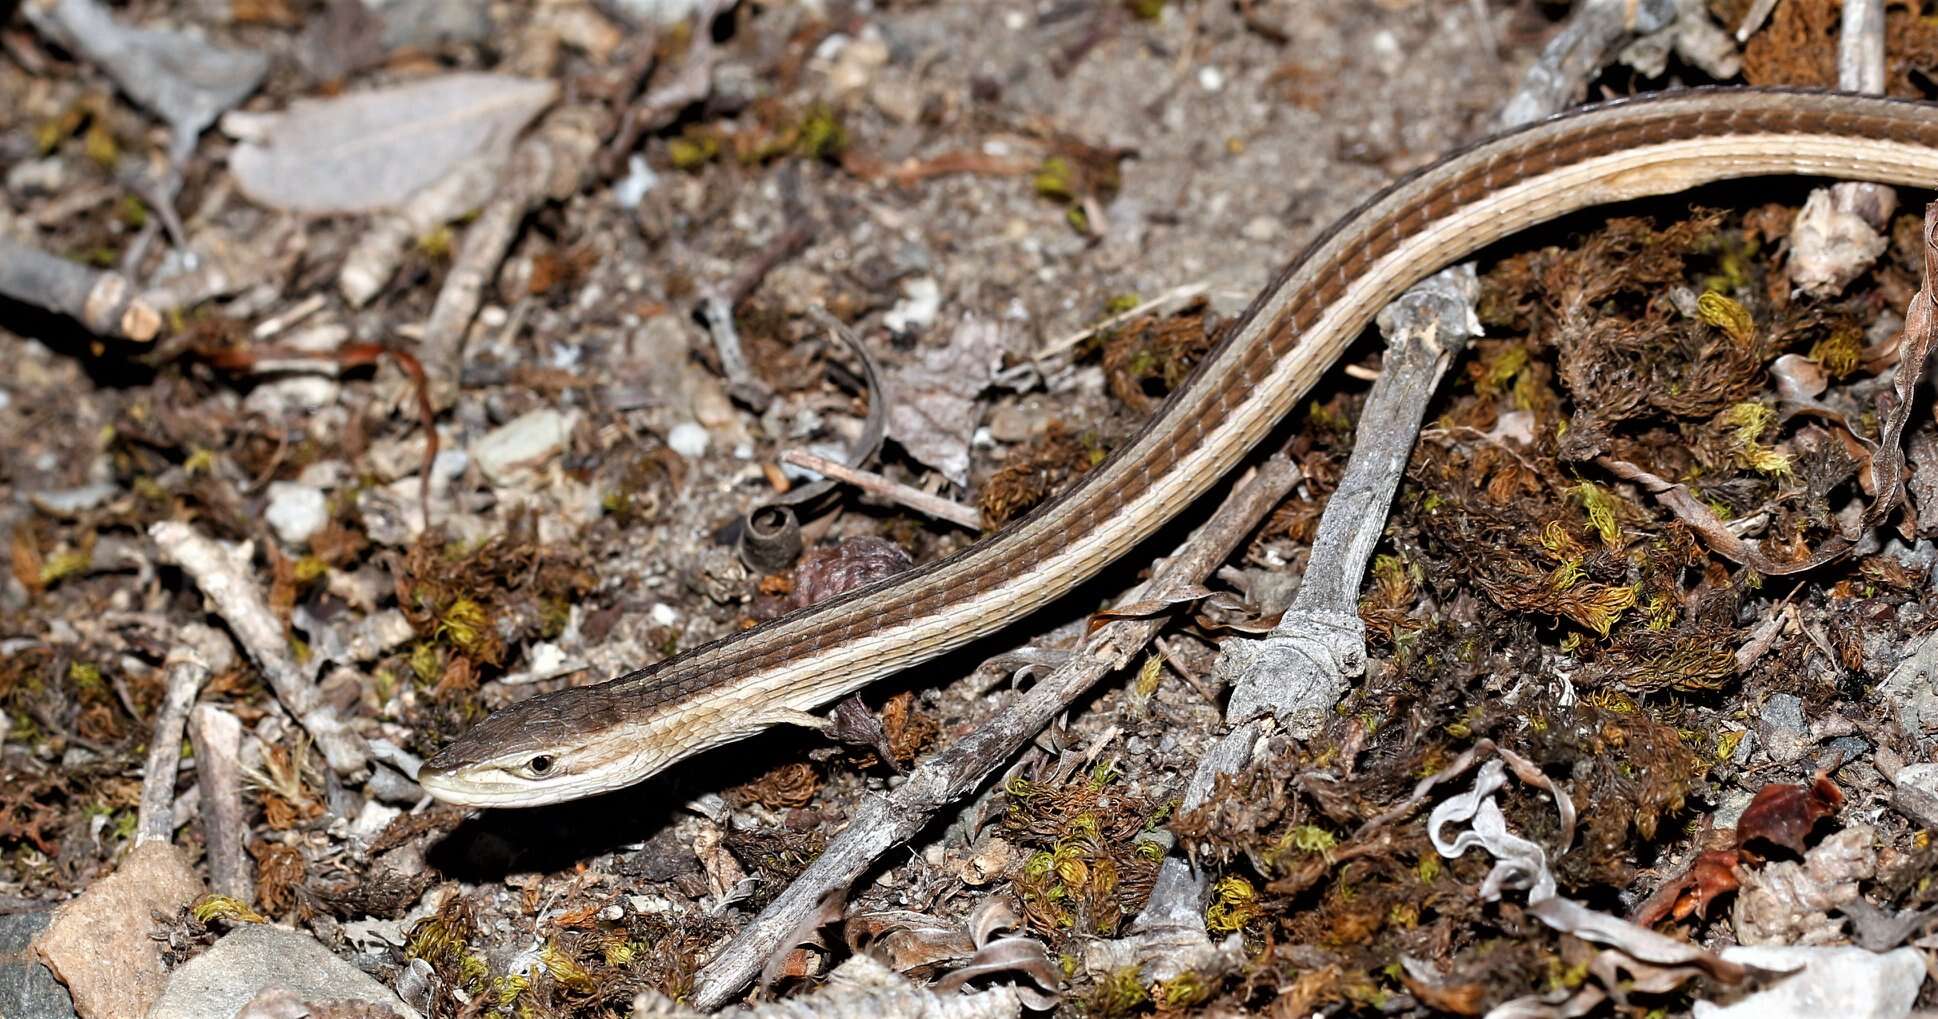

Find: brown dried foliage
<box><xmin>1101</xmin><ymin>303</ymin><xmax>1219</xmax><ymax>414</ymax></box>
<box><xmin>1633</xmin><ymin>774</ymin><xmax>1846</xmax><ymax>927</ymax></box>
<box><xmin>1001</xmin><ymin>768</ymin><xmax>1161</xmax><ymax>940</ymax></box>
<box><xmin>979</xmin><ymin>422</ymin><xmax>1108</xmax><ymax>527</ymax></box>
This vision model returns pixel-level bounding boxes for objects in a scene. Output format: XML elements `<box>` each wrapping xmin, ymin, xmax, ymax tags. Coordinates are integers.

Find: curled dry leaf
<box><xmin>1736</xmin><ymin>773</ymin><xmax>1844</xmax><ymax>857</ymax></box>
<box><xmin>1631</xmin><ymin>848</ymin><xmax>1743</xmax><ymax>928</ymax></box>
<box><xmin>932</xmin><ymin>900</ymin><xmax>1058</xmax><ymax>1009</ymax></box>
<box><xmin>1633</xmin><ymin>773</ymin><xmax>1846</xmax><ymax>930</ymax></box>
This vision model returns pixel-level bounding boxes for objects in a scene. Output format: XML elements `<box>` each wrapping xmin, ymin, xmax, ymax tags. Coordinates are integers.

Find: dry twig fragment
<box><xmin>0</xmin><ymin>238</ymin><xmax>161</xmax><ymax>341</ymax></box>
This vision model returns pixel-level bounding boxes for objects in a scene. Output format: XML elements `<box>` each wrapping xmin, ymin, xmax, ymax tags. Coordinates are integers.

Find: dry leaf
<box><xmin>225</xmin><ymin>72</ymin><xmax>557</xmax><ymax>213</ymax></box>
<box><xmin>1736</xmin><ymin>773</ymin><xmax>1844</xmax><ymax>856</ymax></box>
<box><xmin>25</xmin><ymin>0</ymin><xmax>268</xmax><ymax>160</ymax></box>
<box><xmin>886</xmin><ymin>316</ymin><xmax>1007</xmax><ymax>487</ymax></box>
<box><xmin>1632</xmin><ymin>847</ymin><xmax>1742</xmax><ymax>928</ymax></box>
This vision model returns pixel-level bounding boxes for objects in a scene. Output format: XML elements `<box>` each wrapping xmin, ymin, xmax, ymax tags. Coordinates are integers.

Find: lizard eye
<box><xmin>526</xmin><ymin>755</ymin><xmax>556</xmax><ymax>776</ymax></box>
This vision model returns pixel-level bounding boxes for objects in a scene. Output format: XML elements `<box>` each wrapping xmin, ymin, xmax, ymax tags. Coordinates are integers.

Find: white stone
<box><xmin>667</xmin><ymin>422</ymin><xmax>709</xmax><ymax>458</ymax></box>
<box><xmin>613</xmin><ymin>154</ymin><xmax>658</xmax><ymax>209</ymax></box>
<box><xmin>1693</xmin><ymin>945</ymin><xmax>1923</xmax><ymax>1019</ymax></box>
<box><xmin>470</xmin><ymin>409</ymin><xmax>575</xmax><ymax>484</ymax></box>
<box><xmin>883</xmin><ymin>277</ymin><xmax>941</xmax><ymax>333</ymax></box>
<box><xmin>264</xmin><ymin>482</ymin><xmax>328</xmax><ymax>546</ymax></box>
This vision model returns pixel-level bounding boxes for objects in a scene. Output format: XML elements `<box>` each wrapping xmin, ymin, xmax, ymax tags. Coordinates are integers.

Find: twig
<box><xmin>1220</xmin><ymin>265</ymin><xmax>1479</xmax><ymax>731</ymax></box>
<box><xmin>689</xmin><ymin>457</ymin><xmax>1302</xmax><ymax>1009</ymax></box>
<box><xmin>149</xmin><ymin>521</ymin><xmax>369</xmax><ymax>777</ymax></box>
<box><xmin>1496</xmin><ymin>0</ymin><xmax>1675</xmax><ymax>129</ymax></box>
<box><xmin>601</xmin><ymin>11</ymin><xmax>727</xmax><ymax>174</ymax></box>
<box><xmin>419</xmin><ymin>104</ymin><xmax>604</xmax><ymax>409</ymax></box>
<box><xmin>779</xmin><ymin>451</ymin><xmax>983</xmax><ymax>532</ymax></box>
<box><xmin>135</xmin><ymin>657</ymin><xmax>208</xmax><ymax>845</ymax></box>
<box><xmin>338</xmin><ymin>156</ymin><xmax>503</xmax><ymax>308</ymax></box>
<box><xmin>189</xmin><ymin>703</ymin><xmax>251</xmax><ymax>902</ymax></box>
<box><xmin>0</xmin><ymin>237</ymin><xmax>161</xmax><ymax>341</ymax></box>
<box><xmin>697</xmin><ymin>296</ymin><xmax>773</xmax><ymax>409</ymax></box>
<box><xmin>1121</xmin><ymin>267</ymin><xmax>1480</xmax><ymax>969</ymax></box>
<box><xmin>723</xmin><ymin>221</ymin><xmax>814</xmax><ymax>310</ymax></box>
<box><xmin>1735</xmin><ymin>609</ymin><xmax>1788</xmax><ymax>672</ymax></box>
<box><xmin>135</xmin><ymin>218</ymin><xmax>300</xmax><ymax>317</ymax></box>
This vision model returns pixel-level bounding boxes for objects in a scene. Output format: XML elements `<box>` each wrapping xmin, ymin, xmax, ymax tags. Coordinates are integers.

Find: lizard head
<box><xmin>416</xmin><ymin>684</ymin><xmax>672</xmax><ymax>808</ymax></box>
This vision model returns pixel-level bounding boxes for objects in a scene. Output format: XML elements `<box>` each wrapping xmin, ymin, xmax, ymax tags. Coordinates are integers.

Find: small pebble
<box><xmin>883</xmin><ymin>277</ymin><xmax>941</xmax><ymax>333</ymax></box>
<box><xmin>471</xmin><ymin>409</ymin><xmax>574</xmax><ymax>483</ymax></box>
<box><xmin>613</xmin><ymin>154</ymin><xmax>658</xmax><ymax>209</ymax></box>
<box><xmin>667</xmin><ymin>422</ymin><xmax>709</xmax><ymax>458</ymax></box>
<box><xmin>264</xmin><ymin>482</ymin><xmax>328</xmax><ymax>546</ymax></box>
<box><xmin>650</xmin><ymin>603</ymin><xmax>680</xmax><ymax>626</ymax></box>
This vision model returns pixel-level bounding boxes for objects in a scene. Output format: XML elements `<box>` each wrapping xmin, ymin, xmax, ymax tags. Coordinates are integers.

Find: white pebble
<box><xmin>650</xmin><ymin>603</ymin><xmax>680</xmax><ymax>626</ymax></box>
<box><xmin>667</xmin><ymin>422</ymin><xmax>709</xmax><ymax>458</ymax></box>
<box><xmin>883</xmin><ymin>277</ymin><xmax>941</xmax><ymax>333</ymax></box>
<box><xmin>613</xmin><ymin>154</ymin><xmax>658</xmax><ymax>209</ymax></box>
<box><xmin>471</xmin><ymin>409</ymin><xmax>573</xmax><ymax>484</ymax></box>
<box><xmin>265</xmin><ymin>482</ymin><xmax>329</xmax><ymax>546</ymax></box>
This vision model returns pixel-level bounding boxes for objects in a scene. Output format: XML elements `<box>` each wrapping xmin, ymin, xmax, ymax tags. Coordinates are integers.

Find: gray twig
<box><xmin>1497</xmin><ymin>0</ymin><xmax>1676</xmax><ymax>129</ymax></box>
<box><xmin>689</xmin><ymin>457</ymin><xmax>1303</xmax><ymax>1010</ymax></box>
<box><xmin>0</xmin><ymin>237</ymin><xmax>161</xmax><ymax>341</ymax></box>
<box><xmin>779</xmin><ymin>451</ymin><xmax>983</xmax><ymax>531</ymax></box>
<box><xmin>189</xmin><ymin>703</ymin><xmax>251</xmax><ymax>901</ymax></box>
<box><xmin>135</xmin><ymin>657</ymin><xmax>209</xmax><ymax>845</ymax></box>
<box><xmin>149</xmin><ymin>521</ymin><xmax>369</xmax><ymax>778</ymax></box>
<box><xmin>1117</xmin><ymin>267</ymin><xmax>1481</xmax><ymax>969</ymax></box>
<box><xmin>419</xmin><ymin>105</ymin><xmax>603</xmax><ymax>409</ymax></box>
<box><xmin>1221</xmin><ymin>265</ymin><xmax>1480</xmax><ymax>731</ymax></box>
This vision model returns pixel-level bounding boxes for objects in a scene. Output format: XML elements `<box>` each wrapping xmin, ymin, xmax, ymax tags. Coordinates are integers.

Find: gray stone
<box><xmin>148</xmin><ymin>924</ymin><xmax>420</xmax><ymax>1019</ymax></box>
<box><xmin>0</xmin><ymin>911</ymin><xmax>74</xmax><ymax>1019</ymax></box>
<box><xmin>1758</xmin><ymin>693</ymin><xmax>1810</xmax><ymax>764</ymax></box>
<box><xmin>1693</xmin><ymin>944</ymin><xmax>1922</xmax><ymax>1019</ymax></box>
<box><xmin>1891</xmin><ymin>763</ymin><xmax>1938</xmax><ymax>829</ymax></box>
<box><xmin>1878</xmin><ymin>631</ymin><xmax>1938</xmax><ymax>745</ymax></box>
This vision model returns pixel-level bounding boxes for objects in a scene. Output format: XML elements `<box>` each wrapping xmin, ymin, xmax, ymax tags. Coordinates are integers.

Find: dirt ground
<box><xmin>3</xmin><ymin>0</ymin><xmax>1938</xmax><ymax>1016</ymax></box>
